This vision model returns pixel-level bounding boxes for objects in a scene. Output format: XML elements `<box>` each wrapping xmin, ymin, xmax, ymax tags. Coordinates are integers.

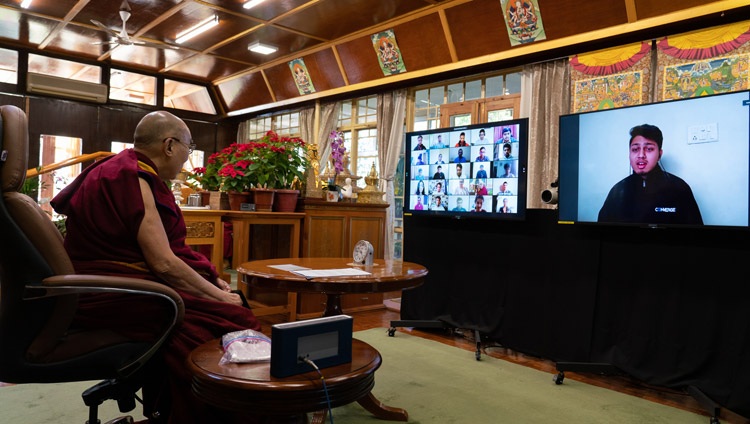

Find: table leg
<box><xmin>323</xmin><ymin>294</ymin><xmax>342</xmax><ymax>316</ymax></box>
<box><xmin>309</xmin><ymin>410</ymin><xmax>327</xmax><ymax>424</ymax></box>
<box><xmin>357</xmin><ymin>392</ymin><xmax>408</xmax><ymax>421</ymax></box>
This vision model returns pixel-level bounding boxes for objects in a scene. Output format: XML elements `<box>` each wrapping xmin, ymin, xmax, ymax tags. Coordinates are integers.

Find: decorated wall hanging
<box><xmin>656</xmin><ymin>20</ymin><xmax>750</xmax><ymax>100</ymax></box>
<box><xmin>500</xmin><ymin>0</ymin><xmax>546</xmax><ymax>46</ymax></box>
<box><xmin>289</xmin><ymin>58</ymin><xmax>316</xmax><ymax>95</ymax></box>
<box><xmin>569</xmin><ymin>41</ymin><xmax>652</xmax><ymax>112</ymax></box>
<box><xmin>372</xmin><ymin>29</ymin><xmax>406</xmax><ymax>76</ymax></box>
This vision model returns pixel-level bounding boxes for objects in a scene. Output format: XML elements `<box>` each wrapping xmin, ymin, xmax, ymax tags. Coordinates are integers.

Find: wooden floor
<box><xmin>257</xmin><ymin>307</ymin><xmax>750</xmax><ymax>424</ymax></box>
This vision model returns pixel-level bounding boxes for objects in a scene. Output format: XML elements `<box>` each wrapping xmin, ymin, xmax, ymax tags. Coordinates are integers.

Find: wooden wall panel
<box><xmin>0</xmin><ymin>92</ymin><xmax>25</xmax><ymax>110</ymax></box>
<box><xmin>216</xmin><ymin>72</ymin><xmax>273</xmax><ymax>111</ymax></box>
<box><xmin>633</xmin><ymin>0</ymin><xmax>716</xmax><ymax>20</ymax></box>
<box><xmin>391</xmin><ymin>14</ymin><xmax>452</xmax><ymax>72</ymax></box>
<box><xmin>305</xmin><ymin>48</ymin><xmax>347</xmax><ymax>90</ymax></box>
<box><xmin>96</xmin><ymin>106</ymin><xmax>145</xmax><ymax>152</ymax></box>
<box><xmin>338</xmin><ymin>13</ymin><xmax>453</xmax><ymax>85</ymax></box>
<box><xmin>445</xmin><ymin>0</ymin><xmax>510</xmax><ymax>61</ymax></box>
<box><xmin>536</xmin><ymin>0</ymin><xmax>628</xmax><ymax>40</ymax></box>
<box><xmin>18</xmin><ymin>99</ymin><xmax>230</xmax><ymax>171</ymax></box>
<box><xmin>184</xmin><ymin>119</ymin><xmax>218</xmax><ymax>154</ymax></box>
<box><xmin>336</xmin><ymin>37</ymin><xmax>386</xmax><ymax>85</ymax></box>
<box><xmin>26</xmin><ymin>98</ymin><xmax>98</xmax><ymax>168</ymax></box>
<box><xmin>265</xmin><ymin>48</ymin><xmax>345</xmax><ymax>102</ymax></box>
<box><xmin>264</xmin><ymin>62</ymin><xmax>299</xmax><ymax>102</ymax></box>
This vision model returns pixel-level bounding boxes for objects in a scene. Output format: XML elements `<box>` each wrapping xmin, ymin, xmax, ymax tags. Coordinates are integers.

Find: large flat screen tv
<box><xmin>404</xmin><ymin>119</ymin><xmax>528</xmax><ymax>219</ymax></box>
<box><xmin>558</xmin><ymin>90</ymin><xmax>750</xmax><ymax>229</ymax></box>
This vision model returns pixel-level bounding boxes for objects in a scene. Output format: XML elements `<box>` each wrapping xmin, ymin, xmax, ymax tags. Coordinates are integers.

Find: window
<box><xmin>164</xmin><ymin>79</ymin><xmax>216</xmax><ymax>115</ymax></box>
<box><xmin>0</xmin><ymin>48</ymin><xmax>18</xmax><ymax>84</ymax></box>
<box><xmin>413</xmin><ymin>69</ymin><xmax>522</xmax><ymax>130</ymax></box>
<box><xmin>242</xmin><ymin>111</ymin><xmax>301</xmax><ymax>141</ymax></box>
<box><xmin>110</xmin><ymin>69</ymin><xmax>156</xmax><ymax>106</ymax></box>
<box><xmin>37</xmin><ymin>135</ymin><xmax>82</xmax><ymax>219</ymax></box>
<box><xmin>337</xmin><ymin>95</ymin><xmax>379</xmax><ymax>182</ymax></box>
<box><xmin>28</xmin><ymin>54</ymin><xmax>101</xmax><ymax>84</ymax></box>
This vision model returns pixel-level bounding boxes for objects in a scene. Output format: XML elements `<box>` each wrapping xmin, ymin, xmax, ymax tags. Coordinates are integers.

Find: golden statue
<box><xmin>357</xmin><ymin>162</ymin><xmax>387</xmax><ymax>204</ymax></box>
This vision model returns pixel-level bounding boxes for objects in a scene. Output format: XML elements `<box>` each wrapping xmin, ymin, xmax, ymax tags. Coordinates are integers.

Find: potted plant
<box><xmin>216</xmin><ymin>131</ymin><xmax>309</xmax><ymax>211</ymax></box>
<box><xmin>187</xmin><ymin>164</ymin><xmax>219</xmax><ymax>207</ymax></box>
<box><xmin>213</xmin><ymin>143</ymin><xmax>252</xmax><ymax>210</ymax></box>
<box><xmin>324</xmin><ymin>130</ymin><xmax>346</xmax><ymax>202</ymax></box>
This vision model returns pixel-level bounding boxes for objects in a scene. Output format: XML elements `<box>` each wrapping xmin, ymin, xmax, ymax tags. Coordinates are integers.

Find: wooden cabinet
<box><xmin>182</xmin><ymin>209</ymin><xmax>227</xmax><ymax>281</ymax></box>
<box><xmin>299</xmin><ymin>199</ymin><xmax>389</xmax><ymax>318</ymax></box>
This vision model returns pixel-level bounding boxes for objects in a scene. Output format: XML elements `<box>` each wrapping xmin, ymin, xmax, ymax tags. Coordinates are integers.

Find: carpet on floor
<box><xmin>0</xmin><ymin>328</ymin><xmax>707</xmax><ymax>423</ymax></box>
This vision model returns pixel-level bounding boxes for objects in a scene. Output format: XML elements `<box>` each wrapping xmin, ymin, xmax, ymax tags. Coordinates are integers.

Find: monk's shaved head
<box><xmin>134</xmin><ymin>111</ymin><xmax>189</xmax><ymax>148</ymax></box>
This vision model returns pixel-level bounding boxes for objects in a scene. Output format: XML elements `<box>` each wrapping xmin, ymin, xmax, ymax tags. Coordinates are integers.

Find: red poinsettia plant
<box><xmin>216</xmin><ymin>131</ymin><xmax>309</xmax><ymax>192</ymax></box>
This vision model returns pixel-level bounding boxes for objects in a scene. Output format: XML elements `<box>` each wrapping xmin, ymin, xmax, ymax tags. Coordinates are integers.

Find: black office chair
<box><xmin>0</xmin><ymin>104</ymin><xmax>185</xmax><ymax>424</ymax></box>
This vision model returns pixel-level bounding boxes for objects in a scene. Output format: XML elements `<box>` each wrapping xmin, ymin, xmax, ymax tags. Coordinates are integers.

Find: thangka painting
<box><xmin>289</xmin><ymin>58</ymin><xmax>315</xmax><ymax>95</ymax></box>
<box><xmin>500</xmin><ymin>0</ymin><xmax>546</xmax><ymax>46</ymax></box>
<box><xmin>572</xmin><ymin>72</ymin><xmax>644</xmax><ymax>112</ymax></box>
<box><xmin>372</xmin><ymin>29</ymin><xmax>406</xmax><ymax>76</ymax></box>
<box><xmin>659</xmin><ymin>53</ymin><xmax>750</xmax><ymax>101</ymax></box>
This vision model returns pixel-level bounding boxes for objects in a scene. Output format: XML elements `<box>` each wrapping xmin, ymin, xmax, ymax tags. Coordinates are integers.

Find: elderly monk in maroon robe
<box><xmin>51</xmin><ymin>111</ymin><xmax>261</xmax><ymax>424</ymax></box>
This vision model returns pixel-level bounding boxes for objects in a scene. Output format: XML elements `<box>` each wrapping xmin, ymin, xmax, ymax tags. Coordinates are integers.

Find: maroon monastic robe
<box><xmin>52</xmin><ymin>150</ymin><xmax>261</xmax><ymax>423</ymax></box>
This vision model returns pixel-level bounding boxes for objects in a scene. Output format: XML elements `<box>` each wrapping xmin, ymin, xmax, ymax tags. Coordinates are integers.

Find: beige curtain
<box><xmin>522</xmin><ymin>59</ymin><xmax>569</xmax><ymax>209</ymax></box>
<box><xmin>300</xmin><ymin>101</ymin><xmax>340</xmax><ymax>195</ymax></box>
<box><xmin>376</xmin><ymin>89</ymin><xmax>407</xmax><ymax>260</ymax></box>
<box><xmin>236</xmin><ymin>121</ymin><xmax>250</xmax><ymax>143</ymax></box>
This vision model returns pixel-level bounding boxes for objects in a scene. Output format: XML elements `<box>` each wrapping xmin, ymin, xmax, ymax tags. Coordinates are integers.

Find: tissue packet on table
<box><xmin>219</xmin><ymin>329</ymin><xmax>272</xmax><ymax>364</ymax></box>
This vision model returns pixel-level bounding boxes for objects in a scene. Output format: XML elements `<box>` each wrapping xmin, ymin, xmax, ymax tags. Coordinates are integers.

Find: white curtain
<box><xmin>300</xmin><ymin>101</ymin><xmax>340</xmax><ymax>195</ymax></box>
<box><xmin>522</xmin><ymin>59</ymin><xmax>570</xmax><ymax>209</ymax></box>
<box><xmin>376</xmin><ymin>89</ymin><xmax>407</xmax><ymax>260</ymax></box>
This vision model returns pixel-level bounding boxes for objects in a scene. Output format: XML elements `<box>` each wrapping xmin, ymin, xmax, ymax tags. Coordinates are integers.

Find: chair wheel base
<box><xmin>103</xmin><ymin>416</ymin><xmax>134</xmax><ymax>424</ymax></box>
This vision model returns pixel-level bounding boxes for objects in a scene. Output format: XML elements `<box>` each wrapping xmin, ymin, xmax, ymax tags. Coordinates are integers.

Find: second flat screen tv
<box><xmin>404</xmin><ymin>119</ymin><xmax>528</xmax><ymax>219</ymax></box>
<box><xmin>558</xmin><ymin>90</ymin><xmax>750</xmax><ymax>229</ymax></box>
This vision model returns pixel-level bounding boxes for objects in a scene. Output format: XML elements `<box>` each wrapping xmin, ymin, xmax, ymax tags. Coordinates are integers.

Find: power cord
<box><xmin>299</xmin><ymin>356</ymin><xmax>334</xmax><ymax>424</ymax></box>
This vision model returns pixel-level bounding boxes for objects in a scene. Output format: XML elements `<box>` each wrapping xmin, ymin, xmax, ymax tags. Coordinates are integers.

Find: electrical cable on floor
<box><xmin>300</xmin><ymin>356</ymin><xmax>334</xmax><ymax>424</ymax></box>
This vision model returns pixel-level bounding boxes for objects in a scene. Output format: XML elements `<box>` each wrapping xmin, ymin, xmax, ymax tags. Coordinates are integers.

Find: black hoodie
<box><xmin>598</xmin><ymin>166</ymin><xmax>703</xmax><ymax>225</ymax></box>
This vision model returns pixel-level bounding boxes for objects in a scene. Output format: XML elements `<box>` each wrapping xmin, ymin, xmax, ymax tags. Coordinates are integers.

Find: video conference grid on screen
<box><xmin>406</xmin><ymin>121</ymin><xmax>526</xmax><ymax>217</ymax></box>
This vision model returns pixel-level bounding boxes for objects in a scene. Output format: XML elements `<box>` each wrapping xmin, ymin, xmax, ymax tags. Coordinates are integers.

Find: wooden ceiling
<box><xmin>0</xmin><ymin>0</ymin><xmax>748</xmax><ymax>117</ymax></box>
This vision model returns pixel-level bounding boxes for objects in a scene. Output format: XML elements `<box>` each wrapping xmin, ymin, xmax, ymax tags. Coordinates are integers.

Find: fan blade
<box><xmin>91</xmin><ymin>19</ymin><xmax>121</xmax><ymax>37</ymax></box>
<box><xmin>137</xmin><ymin>40</ymin><xmax>180</xmax><ymax>50</ymax></box>
<box><xmin>91</xmin><ymin>41</ymin><xmax>121</xmax><ymax>46</ymax></box>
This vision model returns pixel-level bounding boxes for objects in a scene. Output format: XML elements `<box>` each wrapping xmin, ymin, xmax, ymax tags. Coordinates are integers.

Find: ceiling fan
<box><xmin>91</xmin><ymin>0</ymin><xmax>178</xmax><ymax>50</ymax></box>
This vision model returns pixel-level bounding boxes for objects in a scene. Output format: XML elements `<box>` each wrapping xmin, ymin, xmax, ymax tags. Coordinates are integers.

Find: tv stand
<box><xmin>553</xmin><ymin>362</ymin><xmax>621</xmax><ymax>384</ymax></box>
<box><xmin>687</xmin><ymin>385</ymin><xmax>722</xmax><ymax>424</ymax></box>
<box><xmin>388</xmin><ymin>319</ymin><xmax>484</xmax><ymax>361</ymax></box>
<box><xmin>554</xmin><ymin>363</ymin><xmax>723</xmax><ymax>423</ymax></box>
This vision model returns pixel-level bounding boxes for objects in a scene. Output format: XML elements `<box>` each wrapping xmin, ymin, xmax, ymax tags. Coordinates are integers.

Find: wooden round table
<box><xmin>187</xmin><ymin>338</ymin><xmax>407</xmax><ymax>423</ymax></box>
<box><xmin>238</xmin><ymin>257</ymin><xmax>428</xmax><ymax>316</ymax></box>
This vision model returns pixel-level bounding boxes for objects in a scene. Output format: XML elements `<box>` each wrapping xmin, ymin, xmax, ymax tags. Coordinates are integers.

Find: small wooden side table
<box><xmin>187</xmin><ymin>338</ymin><xmax>407</xmax><ymax>423</ymax></box>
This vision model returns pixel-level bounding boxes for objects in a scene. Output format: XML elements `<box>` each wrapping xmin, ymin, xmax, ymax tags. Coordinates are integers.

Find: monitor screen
<box><xmin>404</xmin><ymin>119</ymin><xmax>528</xmax><ymax>219</ymax></box>
<box><xmin>558</xmin><ymin>90</ymin><xmax>750</xmax><ymax>229</ymax></box>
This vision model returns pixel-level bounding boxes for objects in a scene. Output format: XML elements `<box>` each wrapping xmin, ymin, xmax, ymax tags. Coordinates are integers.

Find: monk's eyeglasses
<box><xmin>167</xmin><ymin>137</ymin><xmax>196</xmax><ymax>154</ymax></box>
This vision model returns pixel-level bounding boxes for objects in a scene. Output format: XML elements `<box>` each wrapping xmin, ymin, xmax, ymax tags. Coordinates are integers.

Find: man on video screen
<box><xmin>598</xmin><ymin>124</ymin><xmax>703</xmax><ymax>225</ymax></box>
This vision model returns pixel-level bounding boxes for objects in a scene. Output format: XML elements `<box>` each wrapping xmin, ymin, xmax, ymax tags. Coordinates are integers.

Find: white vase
<box><xmin>325</xmin><ymin>190</ymin><xmax>339</xmax><ymax>202</ymax></box>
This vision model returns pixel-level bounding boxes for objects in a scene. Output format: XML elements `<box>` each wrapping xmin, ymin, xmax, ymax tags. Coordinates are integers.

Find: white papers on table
<box><xmin>268</xmin><ymin>264</ymin><xmax>311</xmax><ymax>271</ymax></box>
<box><xmin>289</xmin><ymin>268</ymin><xmax>372</xmax><ymax>278</ymax></box>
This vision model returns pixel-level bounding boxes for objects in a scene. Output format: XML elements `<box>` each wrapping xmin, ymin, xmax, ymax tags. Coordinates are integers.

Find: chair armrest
<box><xmin>29</xmin><ymin>274</ymin><xmax>185</xmax><ymax>323</ymax></box>
<box><xmin>25</xmin><ymin>274</ymin><xmax>185</xmax><ymax>377</ymax></box>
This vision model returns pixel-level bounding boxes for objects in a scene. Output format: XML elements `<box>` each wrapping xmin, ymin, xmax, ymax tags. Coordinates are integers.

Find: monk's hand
<box><xmin>216</xmin><ymin>277</ymin><xmax>232</xmax><ymax>292</ymax></box>
<box><xmin>225</xmin><ymin>291</ymin><xmax>243</xmax><ymax>306</ymax></box>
